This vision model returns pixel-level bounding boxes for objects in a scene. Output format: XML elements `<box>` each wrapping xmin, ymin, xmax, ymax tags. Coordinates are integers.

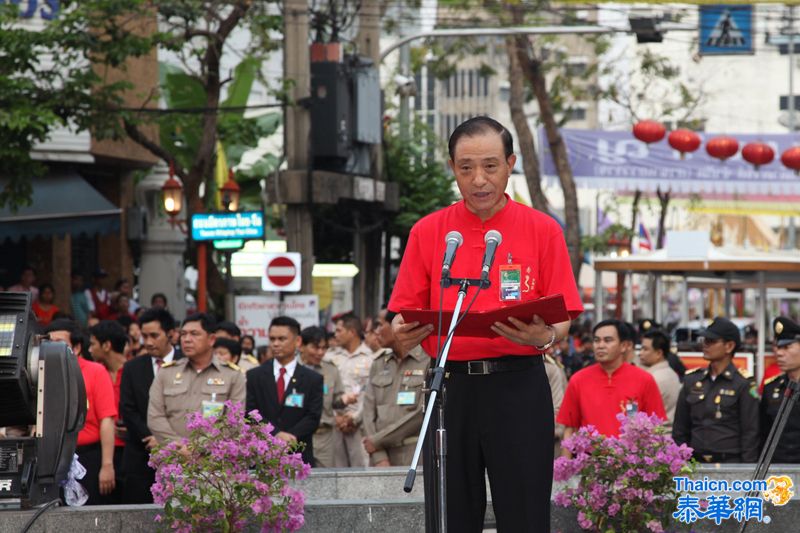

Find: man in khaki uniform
<box><xmin>148</xmin><ymin>313</ymin><xmax>246</xmax><ymax>444</ymax></box>
<box><xmin>299</xmin><ymin>326</ymin><xmax>356</xmax><ymax>467</ymax></box>
<box><xmin>327</xmin><ymin>314</ymin><xmax>374</xmax><ymax>467</ymax></box>
<box><xmin>640</xmin><ymin>329</ymin><xmax>681</xmax><ymax>428</ymax></box>
<box><xmin>362</xmin><ymin>310</ymin><xmax>431</xmax><ymax>467</ymax></box>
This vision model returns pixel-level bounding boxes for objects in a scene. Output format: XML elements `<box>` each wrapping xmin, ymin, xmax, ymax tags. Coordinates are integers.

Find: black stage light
<box><xmin>0</xmin><ymin>292</ymin><xmax>86</xmax><ymax>509</ymax></box>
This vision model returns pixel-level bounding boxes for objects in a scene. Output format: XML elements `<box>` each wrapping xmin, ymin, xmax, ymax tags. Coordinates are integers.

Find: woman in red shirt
<box><xmin>32</xmin><ymin>283</ymin><xmax>60</xmax><ymax>326</ymax></box>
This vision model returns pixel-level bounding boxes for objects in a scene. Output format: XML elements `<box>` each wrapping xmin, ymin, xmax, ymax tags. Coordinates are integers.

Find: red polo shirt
<box><xmin>388</xmin><ymin>196</ymin><xmax>583</xmax><ymax>360</ymax></box>
<box><xmin>112</xmin><ymin>368</ymin><xmax>125</xmax><ymax>447</ymax></box>
<box><xmin>557</xmin><ymin>362</ymin><xmax>666</xmax><ymax>437</ymax></box>
<box><xmin>77</xmin><ymin>356</ymin><xmax>118</xmax><ymax>446</ymax></box>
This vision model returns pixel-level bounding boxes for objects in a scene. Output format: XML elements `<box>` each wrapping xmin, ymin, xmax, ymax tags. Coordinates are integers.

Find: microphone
<box><xmin>480</xmin><ymin>230</ymin><xmax>503</xmax><ymax>284</ymax></box>
<box><xmin>441</xmin><ymin>230</ymin><xmax>464</xmax><ymax>279</ymax></box>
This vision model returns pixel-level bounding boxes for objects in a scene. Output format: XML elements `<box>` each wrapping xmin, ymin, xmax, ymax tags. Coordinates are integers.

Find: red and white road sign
<box><xmin>262</xmin><ymin>253</ymin><xmax>301</xmax><ymax>292</ymax></box>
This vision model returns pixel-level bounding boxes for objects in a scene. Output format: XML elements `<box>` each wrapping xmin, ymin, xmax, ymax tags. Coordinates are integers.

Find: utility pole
<box><xmin>283</xmin><ymin>0</ymin><xmax>314</xmax><ymax>294</ymax></box>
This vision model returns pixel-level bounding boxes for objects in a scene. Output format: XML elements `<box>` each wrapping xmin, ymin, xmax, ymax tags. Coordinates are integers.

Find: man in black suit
<box><xmin>246</xmin><ymin>316</ymin><xmax>323</xmax><ymax>465</ymax></box>
<box><xmin>119</xmin><ymin>308</ymin><xmax>178</xmax><ymax>503</ymax></box>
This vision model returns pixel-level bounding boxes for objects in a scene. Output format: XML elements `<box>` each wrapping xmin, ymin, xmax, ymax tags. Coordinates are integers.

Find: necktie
<box><xmin>277</xmin><ymin>367</ymin><xmax>287</xmax><ymax>405</ymax></box>
<box><xmin>155</xmin><ymin>358</ymin><xmax>163</xmax><ymax>370</ymax></box>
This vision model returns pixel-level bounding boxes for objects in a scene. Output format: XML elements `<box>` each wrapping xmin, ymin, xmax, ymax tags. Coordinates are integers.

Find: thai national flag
<box><xmin>638</xmin><ymin>222</ymin><xmax>653</xmax><ymax>251</ymax></box>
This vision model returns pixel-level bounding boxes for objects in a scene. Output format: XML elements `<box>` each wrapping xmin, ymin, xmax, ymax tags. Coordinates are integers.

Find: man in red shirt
<box><xmin>45</xmin><ymin>319</ymin><xmax>117</xmax><ymax>505</ymax></box>
<box><xmin>558</xmin><ymin>319</ymin><xmax>666</xmax><ymax>451</ymax></box>
<box><xmin>389</xmin><ymin>117</ymin><xmax>583</xmax><ymax>532</ymax></box>
<box><xmin>89</xmin><ymin>320</ymin><xmax>130</xmax><ymax>503</ymax></box>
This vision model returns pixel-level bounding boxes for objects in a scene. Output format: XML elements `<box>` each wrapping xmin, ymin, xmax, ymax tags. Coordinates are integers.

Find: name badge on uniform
<box><xmin>499</xmin><ymin>264</ymin><xmax>522</xmax><ymax>301</ymax></box>
<box><xmin>285</xmin><ymin>392</ymin><xmax>305</xmax><ymax>408</ymax></box>
<box><xmin>201</xmin><ymin>400</ymin><xmax>225</xmax><ymax>418</ymax></box>
<box><xmin>207</xmin><ymin>378</ymin><xmax>225</xmax><ymax>386</ymax></box>
<box><xmin>397</xmin><ymin>391</ymin><xmax>416</xmax><ymax>405</ymax></box>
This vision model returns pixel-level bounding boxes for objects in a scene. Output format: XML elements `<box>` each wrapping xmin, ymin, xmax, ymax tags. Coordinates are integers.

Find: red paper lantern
<box><xmin>632</xmin><ymin>120</ymin><xmax>666</xmax><ymax>144</ymax></box>
<box><xmin>741</xmin><ymin>142</ymin><xmax>775</xmax><ymax>169</ymax></box>
<box><xmin>667</xmin><ymin>129</ymin><xmax>701</xmax><ymax>159</ymax></box>
<box><xmin>781</xmin><ymin>146</ymin><xmax>800</xmax><ymax>174</ymax></box>
<box><xmin>706</xmin><ymin>136</ymin><xmax>739</xmax><ymax>162</ymax></box>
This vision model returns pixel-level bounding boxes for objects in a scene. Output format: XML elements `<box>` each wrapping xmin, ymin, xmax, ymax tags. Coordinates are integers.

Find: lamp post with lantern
<box><xmin>160</xmin><ymin>166</ymin><xmax>241</xmax><ymax>313</ymax></box>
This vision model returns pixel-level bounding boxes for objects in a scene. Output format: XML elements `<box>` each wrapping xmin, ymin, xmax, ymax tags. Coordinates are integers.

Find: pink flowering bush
<box><xmin>553</xmin><ymin>412</ymin><xmax>694</xmax><ymax>532</ymax></box>
<box><xmin>149</xmin><ymin>401</ymin><xmax>310</xmax><ymax>532</ymax></box>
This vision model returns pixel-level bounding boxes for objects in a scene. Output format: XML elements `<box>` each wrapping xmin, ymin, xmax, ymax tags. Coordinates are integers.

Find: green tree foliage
<box><xmin>384</xmin><ymin>121</ymin><xmax>456</xmax><ymax>244</ymax></box>
<box><xmin>0</xmin><ymin>1</ymin><xmax>154</xmax><ymax>209</ymax></box>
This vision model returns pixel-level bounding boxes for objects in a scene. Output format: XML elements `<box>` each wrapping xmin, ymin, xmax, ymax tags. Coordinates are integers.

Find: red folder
<box><xmin>400</xmin><ymin>294</ymin><xmax>569</xmax><ymax>338</ymax></box>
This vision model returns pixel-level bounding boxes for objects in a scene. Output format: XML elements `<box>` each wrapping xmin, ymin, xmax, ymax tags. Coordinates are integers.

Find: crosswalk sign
<box><xmin>700</xmin><ymin>5</ymin><xmax>753</xmax><ymax>55</ymax></box>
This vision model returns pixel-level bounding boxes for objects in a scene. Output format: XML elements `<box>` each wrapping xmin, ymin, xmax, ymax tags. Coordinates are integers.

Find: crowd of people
<box><xmin>4</xmin><ymin>261</ymin><xmax>800</xmax><ymax>509</ymax></box>
<box><xmin>1</xmin><ymin>269</ymin><xmax>431</xmax><ymax>506</ymax></box>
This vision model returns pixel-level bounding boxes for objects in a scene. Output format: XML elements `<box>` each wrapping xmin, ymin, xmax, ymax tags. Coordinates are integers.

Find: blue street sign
<box><xmin>700</xmin><ymin>5</ymin><xmax>753</xmax><ymax>56</ymax></box>
<box><xmin>191</xmin><ymin>211</ymin><xmax>264</xmax><ymax>242</ymax></box>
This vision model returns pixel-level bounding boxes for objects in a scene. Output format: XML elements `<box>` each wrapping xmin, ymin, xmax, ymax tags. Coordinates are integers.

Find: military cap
<box><xmin>773</xmin><ymin>317</ymin><xmax>800</xmax><ymax>348</ymax></box>
<box><xmin>698</xmin><ymin>317</ymin><xmax>741</xmax><ymax>348</ymax></box>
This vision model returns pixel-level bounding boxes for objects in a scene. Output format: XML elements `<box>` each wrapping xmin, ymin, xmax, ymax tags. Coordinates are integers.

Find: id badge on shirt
<box><xmin>285</xmin><ymin>392</ymin><xmax>305</xmax><ymax>408</ymax></box>
<box><xmin>397</xmin><ymin>391</ymin><xmax>416</xmax><ymax>405</ymax></box>
<box><xmin>499</xmin><ymin>264</ymin><xmax>522</xmax><ymax>301</ymax></box>
<box><xmin>201</xmin><ymin>400</ymin><xmax>225</xmax><ymax>418</ymax></box>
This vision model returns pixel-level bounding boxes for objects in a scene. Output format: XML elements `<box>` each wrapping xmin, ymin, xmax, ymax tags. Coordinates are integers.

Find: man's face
<box><xmin>213</xmin><ymin>346</ymin><xmax>233</xmax><ymax>364</ymax></box>
<box><xmin>180</xmin><ymin>320</ymin><xmax>214</xmax><ymax>360</ymax></box>
<box><xmin>776</xmin><ymin>341</ymin><xmax>800</xmax><ymax>373</ymax></box>
<box><xmin>21</xmin><ymin>269</ymin><xmax>35</xmax><ymax>287</ymax></box>
<box><xmin>448</xmin><ymin>131</ymin><xmax>516</xmax><ymax>221</ymax></box>
<box><xmin>334</xmin><ymin>321</ymin><xmax>354</xmax><ymax>346</ymax></box>
<box><xmin>301</xmin><ymin>340</ymin><xmax>327</xmax><ymax>366</ymax></box>
<box><xmin>375</xmin><ymin>311</ymin><xmax>394</xmax><ymax>348</ymax></box>
<box><xmin>88</xmin><ymin>335</ymin><xmax>106</xmax><ymax>362</ymax></box>
<box><xmin>269</xmin><ymin>325</ymin><xmax>300</xmax><ymax>363</ymax></box>
<box><xmin>702</xmin><ymin>337</ymin><xmax>734</xmax><ymax>362</ymax></box>
<box><xmin>241</xmin><ymin>337</ymin><xmax>255</xmax><ymax>353</ymax></box>
<box><xmin>593</xmin><ymin>325</ymin><xmax>623</xmax><ymax>365</ymax></box>
<box><xmin>639</xmin><ymin>338</ymin><xmax>662</xmax><ymax>367</ymax></box>
<box><xmin>141</xmin><ymin>320</ymin><xmax>173</xmax><ymax>358</ymax></box>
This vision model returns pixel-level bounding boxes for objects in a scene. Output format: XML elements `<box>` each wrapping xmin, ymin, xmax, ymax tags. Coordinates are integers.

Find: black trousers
<box><xmin>76</xmin><ymin>443</ymin><xmax>124</xmax><ymax>505</ymax></box>
<box><xmin>424</xmin><ymin>357</ymin><xmax>554</xmax><ymax>533</ymax></box>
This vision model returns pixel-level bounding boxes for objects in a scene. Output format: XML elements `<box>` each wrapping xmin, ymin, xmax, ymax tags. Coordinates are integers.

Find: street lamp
<box><xmin>220</xmin><ymin>169</ymin><xmax>241</xmax><ymax>212</ymax></box>
<box><xmin>161</xmin><ymin>167</ymin><xmax>184</xmax><ymax>219</ymax></box>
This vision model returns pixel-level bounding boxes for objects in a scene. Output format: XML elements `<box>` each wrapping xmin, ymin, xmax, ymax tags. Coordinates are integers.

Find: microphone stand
<box><xmin>404</xmin><ymin>274</ymin><xmax>488</xmax><ymax>533</ymax></box>
<box><xmin>739</xmin><ymin>378</ymin><xmax>800</xmax><ymax>533</ymax></box>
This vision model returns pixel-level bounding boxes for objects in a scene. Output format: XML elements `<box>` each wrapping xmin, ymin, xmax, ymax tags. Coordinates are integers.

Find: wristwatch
<box><xmin>534</xmin><ymin>325</ymin><xmax>557</xmax><ymax>351</ymax></box>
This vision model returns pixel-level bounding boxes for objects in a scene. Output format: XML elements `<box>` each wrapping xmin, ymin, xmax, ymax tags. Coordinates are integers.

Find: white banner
<box><xmin>234</xmin><ymin>294</ymin><xmax>319</xmax><ymax>347</ymax></box>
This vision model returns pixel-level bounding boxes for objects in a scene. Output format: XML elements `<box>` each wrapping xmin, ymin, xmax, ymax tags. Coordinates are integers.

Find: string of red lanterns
<box><xmin>632</xmin><ymin>120</ymin><xmax>800</xmax><ymax>172</ymax></box>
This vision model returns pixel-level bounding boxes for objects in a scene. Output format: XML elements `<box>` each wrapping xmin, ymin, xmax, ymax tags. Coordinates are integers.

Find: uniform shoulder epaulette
<box><xmin>225</xmin><ymin>361</ymin><xmax>241</xmax><ymax>371</ymax></box>
<box><xmin>161</xmin><ymin>360</ymin><xmax>177</xmax><ymax>368</ymax></box>
<box><xmin>737</xmin><ymin>367</ymin><xmax>753</xmax><ymax>379</ymax></box>
<box><xmin>685</xmin><ymin>367</ymin><xmax>703</xmax><ymax>374</ymax></box>
<box><xmin>763</xmin><ymin>374</ymin><xmax>782</xmax><ymax>386</ymax></box>
<box><xmin>543</xmin><ymin>354</ymin><xmax>557</xmax><ymax>367</ymax></box>
<box><xmin>245</xmin><ymin>354</ymin><xmax>259</xmax><ymax>365</ymax></box>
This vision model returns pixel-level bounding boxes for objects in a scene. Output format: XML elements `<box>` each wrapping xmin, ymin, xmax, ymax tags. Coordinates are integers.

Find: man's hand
<box><xmin>115</xmin><ymin>425</ymin><xmax>128</xmax><ymax>441</ymax></box>
<box><xmin>177</xmin><ymin>445</ymin><xmax>191</xmax><ymax>458</ymax></box>
<box><xmin>142</xmin><ymin>435</ymin><xmax>158</xmax><ymax>450</ymax></box>
<box><xmin>341</xmin><ymin>392</ymin><xmax>359</xmax><ymax>405</ymax></box>
<box><xmin>363</xmin><ymin>436</ymin><xmax>377</xmax><ymax>454</ymax></box>
<box><xmin>99</xmin><ymin>464</ymin><xmax>115</xmax><ymax>495</ymax></box>
<box><xmin>276</xmin><ymin>431</ymin><xmax>297</xmax><ymax>443</ymax></box>
<box><xmin>391</xmin><ymin>314</ymin><xmax>433</xmax><ymax>355</ymax></box>
<box><xmin>490</xmin><ymin>314</ymin><xmax>553</xmax><ymax>347</ymax></box>
<box><xmin>335</xmin><ymin>414</ymin><xmax>356</xmax><ymax>434</ymax></box>
<box><xmin>374</xmin><ymin>459</ymin><xmax>391</xmax><ymax>467</ymax></box>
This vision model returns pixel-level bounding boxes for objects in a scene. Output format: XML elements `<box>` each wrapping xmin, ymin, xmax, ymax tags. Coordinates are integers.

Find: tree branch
<box><xmin>123</xmin><ymin>119</ymin><xmax>188</xmax><ymax>182</ymax></box>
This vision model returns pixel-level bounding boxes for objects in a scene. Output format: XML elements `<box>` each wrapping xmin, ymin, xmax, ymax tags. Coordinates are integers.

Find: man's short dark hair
<box><xmin>182</xmin><ymin>312</ymin><xmax>217</xmax><ymax>333</ymax></box>
<box><xmin>215</xmin><ymin>320</ymin><xmax>241</xmax><ymax>338</ymax></box>
<box><xmin>213</xmin><ymin>337</ymin><xmax>241</xmax><ymax>358</ymax></box>
<box><xmin>448</xmin><ymin>116</ymin><xmax>514</xmax><ymax>160</ymax></box>
<box><xmin>151</xmin><ymin>292</ymin><xmax>168</xmax><ymax>306</ymax></box>
<box><xmin>301</xmin><ymin>326</ymin><xmax>327</xmax><ymax>346</ymax></box>
<box><xmin>139</xmin><ymin>307</ymin><xmax>176</xmax><ymax>333</ymax></box>
<box><xmin>336</xmin><ymin>314</ymin><xmax>363</xmax><ymax>338</ymax></box>
<box><xmin>270</xmin><ymin>316</ymin><xmax>301</xmax><ymax>337</ymax></box>
<box><xmin>592</xmin><ymin>319</ymin><xmax>631</xmax><ymax>342</ymax></box>
<box><xmin>643</xmin><ymin>330</ymin><xmax>670</xmax><ymax>359</ymax></box>
<box><xmin>44</xmin><ymin>318</ymin><xmax>85</xmax><ymax>350</ymax></box>
<box><xmin>90</xmin><ymin>320</ymin><xmax>128</xmax><ymax>354</ymax></box>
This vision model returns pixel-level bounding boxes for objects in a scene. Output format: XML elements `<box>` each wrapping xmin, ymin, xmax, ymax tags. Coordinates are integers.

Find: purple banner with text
<box><xmin>538</xmin><ymin>128</ymin><xmax>800</xmax><ymax>195</ymax></box>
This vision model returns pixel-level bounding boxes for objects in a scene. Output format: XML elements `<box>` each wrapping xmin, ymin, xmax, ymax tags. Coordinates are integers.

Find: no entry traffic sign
<box><xmin>262</xmin><ymin>253</ymin><xmax>301</xmax><ymax>292</ymax></box>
